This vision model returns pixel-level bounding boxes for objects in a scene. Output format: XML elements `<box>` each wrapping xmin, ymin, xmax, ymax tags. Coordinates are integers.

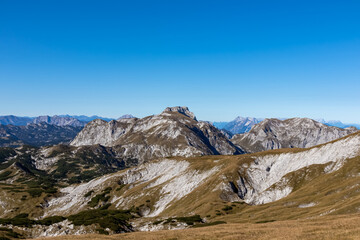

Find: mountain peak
<box><xmin>162</xmin><ymin>106</ymin><xmax>197</xmax><ymax>121</ymax></box>
<box><xmin>231</xmin><ymin>117</ymin><xmax>358</xmax><ymax>153</ymax></box>
<box><xmin>118</xmin><ymin>114</ymin><xmax>136</xmax><ymax>120</ymax></box>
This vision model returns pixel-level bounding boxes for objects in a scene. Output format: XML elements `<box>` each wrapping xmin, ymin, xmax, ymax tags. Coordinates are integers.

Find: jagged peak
<box><xmin>162</xmin><ymin>106</ymin><xmax>197</xmax><ymax>121</ymax></box>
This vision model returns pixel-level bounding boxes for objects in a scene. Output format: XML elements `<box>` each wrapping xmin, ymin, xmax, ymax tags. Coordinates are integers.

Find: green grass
<box><xmin>68</xmin><ymin>209</ymin><xmax>133</xmax><ymax>233</ymax></box>
<box><xmin>192</xmin><ymin>221</ymin><xmax>227</xmax><ymax>228</ymax></box>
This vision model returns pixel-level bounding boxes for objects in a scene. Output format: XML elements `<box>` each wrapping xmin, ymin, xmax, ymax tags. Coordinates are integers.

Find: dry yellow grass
<box><xmin>37</xmin><ymin>214</ymin><xmax>360</xmax><ymax>240</ymax></box>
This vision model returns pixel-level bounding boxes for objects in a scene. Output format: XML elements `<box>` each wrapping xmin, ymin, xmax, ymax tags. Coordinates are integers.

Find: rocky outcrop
<box><xmin>231</xmin><ymin>118</ymin><xmax>358</xmax><ymax>153</ymax></box>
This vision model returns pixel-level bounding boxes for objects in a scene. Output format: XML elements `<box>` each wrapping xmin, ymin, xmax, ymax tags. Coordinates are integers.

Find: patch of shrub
<box><xmin>192</xmin><ymin>221</ymin><xmax>227</xmax><ymax>228</ymax></box>
<box><xmin>88</xmin><ymin>193</ymin><xmax>110</xmax><ymax>208</ymax></box>
<box><xmin>0</xmin><ymin>227</ymin><xmax>23</xmax><ymax>239</ymax></box>
<box><xmin>0</xmin><ymin>171</ymin><xmax>12</xmax><ymax>181</ymax></box>
<box><xmin>84</xmin><ymin>190</ymin><xmax>94</xmax><ymax>198</ymax></box>
<box><xmin>116</xmin><ymin>184</ymin><xmax>125</xmax><ymax>191</ymax></box>
<box><xmin>37</xmin><ymin>216</ymin><xmax>66</xmax><ymax>226</ymax></box>
<box><xmin>0</xmin><ymin>214</ymin><xmax>34</xmax><ymax>227</ymax></box>
<box><xmin>153</xmin><ymin>220</ymin><xmax>163</xmax><ymax>225</ymax></box>
<box><xmin>222</xmin><ymin>206</ymin><xmax>233</xmax><ymax>211</ymax></box>
<box><xmin>68</xmin><ymin>209</ymin><xmax>133</xmax><ymax>233</ymax></box>
<box><xmin>99</xmin><ymin>203</ymin><xmax>111</xmax><ymax>210</ymax></box>
<box><xmin>255</xmin><ymin>219</ymin><xmax>276</xmax><ymax>224</ymax></box>
<box><xmin>175</xmin><ymin>215</ymin><xmax>203</xmax><ymax>225</ymax></box>
<box><xmin>27</xmin><ymin>188</ymin><xmax>43</xmax><ymax>197</ymax></box>
<box><xmin>96</xmin><ymin>228</ymin><xmax>109</xmax><ymax>235</ymax></box>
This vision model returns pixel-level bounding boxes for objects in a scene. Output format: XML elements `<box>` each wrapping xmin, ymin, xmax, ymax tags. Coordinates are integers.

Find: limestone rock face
<box><xmin>70</xmin><ymin>107</ymin><xmax>243</xmax><ymax>163</ymax></box>
<box><xmin>231</xmin><ymin>118</ymin><xmax>358</xmax><ymax>153</ymax></box>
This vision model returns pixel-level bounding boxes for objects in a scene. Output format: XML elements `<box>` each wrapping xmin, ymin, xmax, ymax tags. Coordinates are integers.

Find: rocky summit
<box><xmin>71</xmin><ymin>106</ymin><xmax>243</xmax><ymax>163</ymax></box>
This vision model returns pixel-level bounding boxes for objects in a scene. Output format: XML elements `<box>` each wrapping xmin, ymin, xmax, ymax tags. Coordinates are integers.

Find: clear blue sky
<box><xmin>1</xmin><ymin>0</ymin><xmax>359</xmax><ymax>122</ymax></box>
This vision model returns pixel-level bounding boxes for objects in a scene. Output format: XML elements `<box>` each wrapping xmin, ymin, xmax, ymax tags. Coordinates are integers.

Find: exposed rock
<box><xmin>231</xmin><ymin>118</ymin><xmax>358</xmax><ymax>153</ymax></box>
<box><xmin>71</xmin><ymin>107</ymin><xmax>243</xmax><ymax>163</ymax></box>
<box><xmin>162</xmin><ymin>106</ymin><xmax>197</xmax><ymax>120</ymax></box>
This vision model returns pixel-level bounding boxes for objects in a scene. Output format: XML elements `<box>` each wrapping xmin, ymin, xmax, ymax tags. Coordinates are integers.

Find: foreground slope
<box><xmin>37</xmin><ymin>214</ymin><xmax>360</xmax><ymax>240</ymax></box>
<box><xmin>0</xmin><ymin>132</ymin><xmax>360</xmax><ymax>237</ymax></box>
<box><xmin>231</xmin><ymin>117</ymin><xmax>357</xmax><ymax>153</ymax></box>
<box><xmin>71</xmin><ymin>106</ymin><xmax>243</xmax><ymax>163</ymax></box>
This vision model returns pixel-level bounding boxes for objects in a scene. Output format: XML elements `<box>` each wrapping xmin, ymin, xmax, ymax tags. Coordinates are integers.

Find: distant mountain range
<box><xmin>316</xmin><ymin>119</ymin><xmax>360</xmax><ymax>129</ymax></box>
<box><xmin>0</xmin><ymin>123</ymin><xmax>82</xmax><ymax>147</ymax></box>
<box><xmin>0</xmin><ymin>114</ymin><xmax>135</xmax><ymax>127</ymax></box>
<box><xmin>213</xmin><ymin>117</ymin><xmax>263</xmax><ymax>135</ymax></box>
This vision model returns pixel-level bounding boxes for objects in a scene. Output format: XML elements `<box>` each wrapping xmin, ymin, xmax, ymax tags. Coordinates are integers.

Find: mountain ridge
<box><xmin>71</xmin><ymin>107</ymin><xmax>243</xmax><ymax>163</ymax></box>
<box><xmin>231</xmin><ymin>117</ymin><xmax>358</xmax><ymax>153</ymax></box>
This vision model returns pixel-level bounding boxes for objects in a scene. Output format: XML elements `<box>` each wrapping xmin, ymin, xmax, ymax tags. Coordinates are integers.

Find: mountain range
<box><xmin>0</xmin><ymin>115</ymin><xmax>134</xmax><ymax>127</ymax></box>
<box><xmin>71</xmin><ymin>106</ymin><xmax>242</xmax><ymax>163</ymax></box>
<box><xmin>0</xmin><ymin>123</ymin><xmax>83</xmax><ymax>147</ymax></box>
<box><xmin>0</xmin><ymin>123</ymin><xmax>359</xmax><ymax>238</ymax></box>
<box><xmin>0</xmin><ymin>106</ymin><xmax>359</xmax><ymax>238</ymax></box>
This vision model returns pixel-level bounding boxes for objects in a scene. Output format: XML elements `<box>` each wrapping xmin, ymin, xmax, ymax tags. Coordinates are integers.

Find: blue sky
<box><xmin>1</xmin><ymin>0</ymin><xmax>359</xmax><ymax>122</ymax></box>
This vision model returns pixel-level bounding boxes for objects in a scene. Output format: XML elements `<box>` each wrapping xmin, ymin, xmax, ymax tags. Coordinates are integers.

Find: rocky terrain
<box><xmin>0</xmin><ymin>107</ymin><xmax>359</xmax><ymax>239</ymax></box>
<box><xmin>231</xmin><ymin>118</ymin><xmax>358</xmax><ymax>153</ymax></box>
<box><xmin>71</xmin><ymin>107</ymin><xmax>243</xmax><ymax>163</ymax></box>
<box><xmin>0</xmin><ymin>123</ymin><xmax>83</xmax><ymax>147</ymax></box>
<box><xmin>0</xmin><ymin>131</ymin><xmax>360</xmax><ymax>238</ymax></box>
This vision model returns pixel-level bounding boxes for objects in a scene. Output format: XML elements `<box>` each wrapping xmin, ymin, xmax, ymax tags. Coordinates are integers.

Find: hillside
<box><xmin>231</xmin><ymin>118</ymin><xmax>357</xmax><ymax>153</ymax></box>
<box><xmin>0</xmin><ymin>132</ymin><xmax>360</xmax><ymax>237</ymax></box>
<box><xmin>36</xmin><ymin>214</ymin><xmax>360</xmax><ymax>240</ymax></box>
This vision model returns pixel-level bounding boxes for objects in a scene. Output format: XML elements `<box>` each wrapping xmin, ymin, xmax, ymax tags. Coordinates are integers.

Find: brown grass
<box><xmin>37</xmin><ymin>214</ymin><xmax>360</xmax><ymax>240</ymax></box>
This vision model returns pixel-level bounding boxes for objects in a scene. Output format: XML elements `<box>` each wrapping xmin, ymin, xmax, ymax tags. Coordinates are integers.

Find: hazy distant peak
<box><xmin>118</xmin><ymin>114</ymin><xmax>136</xmax><ymax>120</ymax></box>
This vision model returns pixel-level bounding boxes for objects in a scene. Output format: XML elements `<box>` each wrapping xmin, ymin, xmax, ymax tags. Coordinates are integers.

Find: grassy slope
<box><xmin>1</xmin><ymin>132</ymin><xmax>360</xmax><ymax>238</ymax></box>
<box><xmin>38</xmin><ymin>213</ymin><xmax>360</xmax><ymax>240</ymax></box>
